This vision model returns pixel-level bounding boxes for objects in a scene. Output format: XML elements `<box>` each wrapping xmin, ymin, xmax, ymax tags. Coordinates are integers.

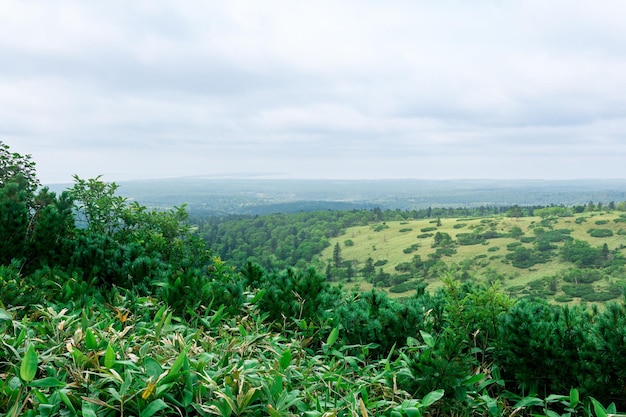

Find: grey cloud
<box><xmin>2</xmin><ymin>1</ymin><xmax>626</xmax><ymax>182</ymax></box>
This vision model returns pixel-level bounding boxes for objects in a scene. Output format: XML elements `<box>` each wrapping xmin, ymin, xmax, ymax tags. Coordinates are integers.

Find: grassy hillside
<box><xmin>319</xmin><ymin>211</ymin><xmax>626</xmax><ymax>303</ymax></box>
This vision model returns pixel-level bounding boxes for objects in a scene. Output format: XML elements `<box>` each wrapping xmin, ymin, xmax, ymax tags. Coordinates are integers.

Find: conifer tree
<box><xmin>333</xmin><ymin>242</ymin><xmax>342</xmax><ymax>268</ymax></box>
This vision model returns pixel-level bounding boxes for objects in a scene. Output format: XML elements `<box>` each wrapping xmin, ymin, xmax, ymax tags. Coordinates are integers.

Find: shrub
<box><xmin>456</xmin><ymin>233</ymin><xmax>484</xmax><ymax>246</ymax></box>
<box><xmin>507</xmin><ymin>285</ymin><xmax>526</xmax><ymax>293</ymax></box>
<box><xmin>391</xmin><ymin>274</ymin><xmax>411</xmax><ymax>285</ymax></box>
<box><xmin>417</xmin><ymin>233</ymin><xmax>434</xmax><ymax>238</ymax></box>
<box><xmin>374</xmin><ymin>259</ymin><xmax>388</xmax><ymax>267</ymax></box>
<box><xmin>581</xmin><ymin>287</ymin><xmax>621</xmax><ymax>302</ymax></box>
<box><xmin>395</xmin><ymin>262</ymin><xmax>412</xmax><ymax>272</ymax></box>
<box><xmin>506</xmin><ymin>242</ymin><xmax>522</xmax><ymax>250</ymax></box>
<box><xmin>435</xmin><ymin>247</ymin><xmax>457</xmax><ymax>257</ymax></box>
<box><xmin>562</xmin><ymin>269</ymin><xmax>603</xmax><ymax>284</ymax></box>
<box><xmin>373</xmin><ymin>223</ymin><xmax>389</xmax><ymax>232</ymax></box>
<box><xmin>399</xmin><ymin>228</ymin><xmax>413</xmax><ymax>233</ymax></box>
<box><xmin>453</xmin><ymin>223</ymin><xmax>467</xmax><ymax>229</ymax></box>
<box><xmin>562</xmin><ymin>283</ymin><xmax>595</xmax><ymax>298</ymax></box>
<box><xmin>505</xmin><ymin>247</ymin><xmax>547</xmax><ymax>269</ymax></box>
<box><xmin>403</xmin><ymin>243</ymin><xmax>420</xmax><ymax>254</ymax></box>
<box><xmin>421</xmin><ymin>226</ymin><xmax>437</xmax><ymax>233</ymax></box>
<box><xmin>496</xmin><ymin>300</ymin><xmax>592</xmax><ymax>396</ymax></box>
<box><xmin>389</xmin><ymin>282</ymin><xmax>416</xmax><ymax>293</ymax></box>
<box><xmin>561</xmin><ymin>240</ymin><xmax>602</xmax><ymax>267</ymax></box>
<box><xmin>588</xmin><ymin>228</ymin><xmax>613</xmax><ymax>237</ymax></box>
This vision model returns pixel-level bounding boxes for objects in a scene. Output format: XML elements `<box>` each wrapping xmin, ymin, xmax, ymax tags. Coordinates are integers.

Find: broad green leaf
<box><xmin>268</xmin><ymin>404</ymin><xmax>282</xmax><ymax>417</ymax></box>
<box><xmin>250</xmin><ymin>289</ymin><xmax>265</xmax><ymax>304</ymax></box>
<box><xmin>606</xmin><ymin>402</ymin><xmax>617</xmax><ymax>414</ymax></box>
<box><xmin>154</xmin><ymin>304</ymin><xmax>167</xmax><ymax>322</ymax></box>
<box><xmin>164</xmin><ymin>347</ymin><xmax>189</xmax><ymax>382</ymax></box>
<box><xmin>514</xmin><ymin>396</ymin><xmax>544</xmax><ymax>408</ymax></box>
<box><xmin>85</xmin><ymin>328</ymin><xmax>98</xmax><ymax>350</ymax></box>
<box><xmin>182</xmin><ymin>371</ymin><xmax>193</xmax><ymax>407</ymax></box>
<box><xmin>463</xmin><ymin>373</ymin><xmax>485</xmax><ymax>386</ymax></box>
<box><xmin>419</xmin><ymin>330</ymin><xmax>435</xmax><ymax>348</ymax></box>
<box><xmin>170</xmin><ymin>348</ymin><xmax>188</xmax><ymax>375</ymax></box>
<box><xmin>210</xmin><ymin>305</ymin><xmax>226</xmax><ymax>326</ymax></box>
<box><xmin>139</xmin><ymin>341</ymin><xmax>151</xmax><ymax>357</ymax></box>
<box><xmin>144</xmin><ymin>357</ymin><xmax>163</xmax><ymax>379</ymax></box>
<box><xmin>16</xmin><ymin>327</ymin><xmax>27</xmax><ymax>347</ymax></box>
<box><xmin>58</xmin><ymin>390</ymin><xmax>78</xmax><ymax>415</ymax></box>
<box><xmin>38</xmin><ymin>403</ymin><xmax>55</xmax><ymax>417</ymax></box>
<box><xmin>120</xmin><ymin>368</ymin><xmax>133</xmax><ymax>397</ymax></box>
<box><xmin>238</xmin><ymin>386</ymin><xmax>260</xmax><ymax>411</ymax></box>
<box><xmin>279</xmin><ymin>349</ymin><xmax>292</xmax><ymax>370</ymax></box>
<box><xmin>0</xmin><ymin>307</ymin><xmax>11</xmax><ymax>321</ymax></box>
<box><xmin>214</xmin><ymin>391</ymin><xmax>236</xmax><ymax>414</ymax></box>
<box><xmin>32</xmin><ymin>388</ymin><xmax>49</xmax><ymax>404</ymax></box>
<box><xmin>406</xmin><ymin>336</ymin><xmax>419</xmax><ymax>347</ymax></box>
<box><xmin>29</xmin><ymin>377</ymin><xmax>66</xmax><ymax>388</ymax></box>
<box><xmin>403</xmin><ymin>408</ymin><xmax>422</xmax><ymax>417</ymax></box>
<box><xmin>421</xmin><ymin>389</ymin><xmax>444</xmax><ymax>408</ymax></box>
<box><xmin>326</xmin><ymin>327</ymin><xmax>339</xmax><ymax>347</ymax></box>
<box><xmin>545</xmin><ymin>394</ymin><xmax>569</xmax><ymax>402</ymax></box>
<box><xmin>155</xmin><ymin>310</ymin><xmax>172</xmax><ymax>339</ymax></box>
<box><xmin>82</xmin><ymin>401</ymin><xmax>97</xmax><ymax>417</ymax></box>
<box><xmin>270</xmin><ymin>375</ymin><xmax>284</xmax><ymax>398</ymax></box>
<box><xmin>569</xmin><ymin>388</ymin><xmax>579</xmax><ymax>408</ymax></box>
<box><xmin>141</xmin><ymin>399</ymin><xmax>169</xmax><ymax>417</ymax></box>
<box><xmin>108</xmin><ymin>387</ymin><xmax>122</xmax><ymax>402</ymax></box>
<box><xmin>104</xmin><ymin>343</ymin><xmax>116</xmax><ymax>369</ymax></box>
<box><xmin>20</xmin><ymin>344</ymin><xmax>39</xmax><ymax>382</ymax></box>
<box><xmin>71</xmin><ymin>349</ymin><xmax>86</xmax><ymax>367</ymax></box>
<box><xmin>591</xmin><ymin>398</ymin><xmax>608</xmax><ymax>417</ymax></box>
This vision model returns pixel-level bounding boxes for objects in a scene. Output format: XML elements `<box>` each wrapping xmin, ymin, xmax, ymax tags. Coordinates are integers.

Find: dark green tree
<box><xmin>346</xmin><ymin>261</ymin><xmax>354</xmax><ymax>282</ymax></box>
<box><xmin>561</xmin><ymin>239</ymin><xmax>601</xmax><ymax>267</ymax></box>
<box><xmin>361</xmin><ymin>257</ymin><xmax>375</xmax><ymax>279</ymax></box>
<box><xmin>0</xmin><ymin>141</ymin><xmax>40</xmax><ymax>196</ymax></box>
<box><xmin>333</xmin><ymin>242</ymin><xmax>342</xmax><ymax>268</ymax></box>
<box><xmin>69</xmin><ymin>175</ymin><xmax>127</xmax><ymax>235</ymax></box>
<box><xmin>0</xmin><ymin>183</ymin><xmax>28</xmax><ymax>265</ymax></box>
<box><xmin>0</xmin><ymin>142</ymin><xmax>75</xmax><ymax>270</ymax></box>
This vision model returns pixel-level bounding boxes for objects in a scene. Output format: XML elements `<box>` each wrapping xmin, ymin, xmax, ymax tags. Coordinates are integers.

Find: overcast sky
<box><xmin>2</xmin><ymin>1</ymin><xmax>626</xmax><ymax>184</ymax></box>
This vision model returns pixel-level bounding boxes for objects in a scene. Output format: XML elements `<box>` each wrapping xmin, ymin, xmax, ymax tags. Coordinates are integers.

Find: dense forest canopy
<box><xmin>2</xmin><ymin>140</ymin><xmax>626</xmax><ymax>416</ymax></box>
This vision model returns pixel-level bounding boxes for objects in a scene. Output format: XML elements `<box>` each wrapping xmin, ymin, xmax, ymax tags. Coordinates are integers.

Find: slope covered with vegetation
<box><xmin>2</xmin><ymin>141</ymin><xmax>626</xmax><ymax>416</ymax></box>
<box><xmin>318</xmin><ymin>210</ymin><xmax>626</xmax><ymax>303</ymax></box>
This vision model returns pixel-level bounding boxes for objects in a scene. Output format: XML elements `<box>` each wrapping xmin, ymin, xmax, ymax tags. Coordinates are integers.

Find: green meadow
<box><xmin>320</xmin><ymin>211</ymin><xmax>626</xmax><ymax>302</ymax></box>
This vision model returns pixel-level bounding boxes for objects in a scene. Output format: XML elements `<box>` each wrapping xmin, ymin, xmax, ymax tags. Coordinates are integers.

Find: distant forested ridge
<box><xmin>194</xmin><ymin>203</ymin><xmax>613</xmax><ymax>271</ymax></box>
<box><xmin>193</xmin><ymin>206</ymin><xmax>511</xmax><ymax>270</ymax></box>
<box><xmin>45</xmin><ymin>177</ymin><xmax>626</xmax><ymax>216</ymax></box>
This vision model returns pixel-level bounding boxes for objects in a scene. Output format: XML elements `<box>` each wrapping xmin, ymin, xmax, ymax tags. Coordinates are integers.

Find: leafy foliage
<box><xmin>0</xmin><ymin>141</ymin><xmax>40</xmax><ymax>195</ymax></box>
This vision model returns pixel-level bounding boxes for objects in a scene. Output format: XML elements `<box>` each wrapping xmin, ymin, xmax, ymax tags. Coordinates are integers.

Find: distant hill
<box><xmin>47</xmin><ymin>178</ymin><xmax>626</xmax><ymax>215</ymax></box>
<box><xmin>318</xmin><ymin>210</ymin><xmax>626</xmax><ymax>304</ymax></box>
